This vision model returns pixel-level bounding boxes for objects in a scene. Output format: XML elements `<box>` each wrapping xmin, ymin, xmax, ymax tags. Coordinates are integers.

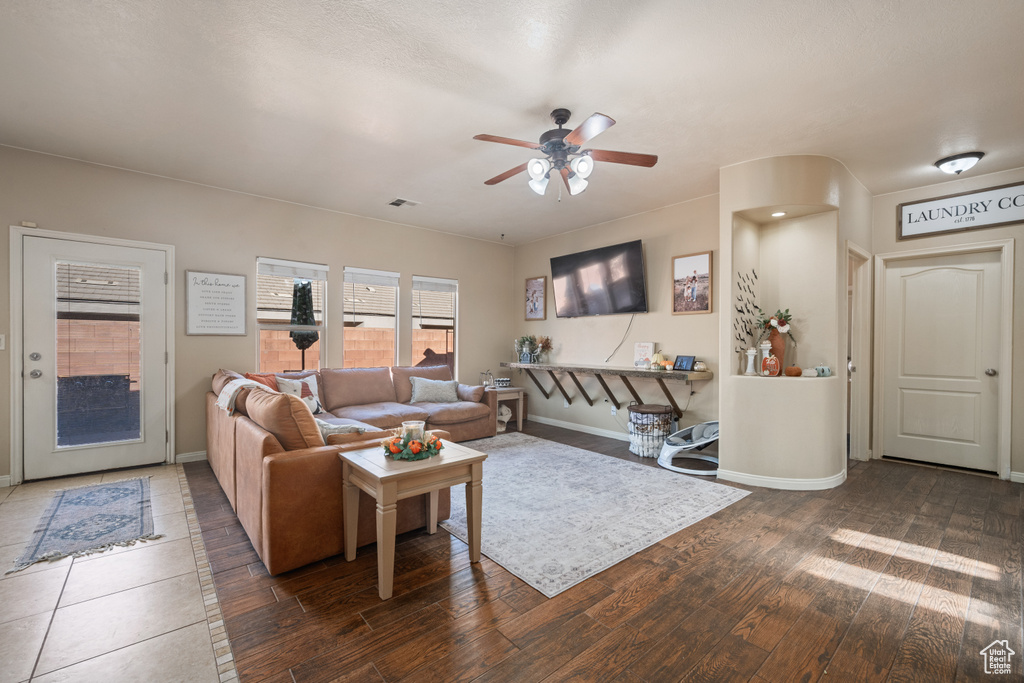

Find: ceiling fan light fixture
<box><xmin>570</xmin><ymin>155</ymin><xmax>594</xmax><ymax>179</ymax></box>
<box><xmin>567</xmin><ymin>174</ymin><xmax>588</xmax><ymax>196</ymax></box>
<box><xmin>528</xmin><ymin>176</ymin><xmax>549</xmax><ymax>195</ymax></box>
<box><xmin>527</xmin><ymin>158</ymin><xmax>551</xmax><ymax>181</ymax></box>
<box><xmin>935</xmin><ymin>152</ymin><xmax>984</xmax><ymax>175</ymax></box>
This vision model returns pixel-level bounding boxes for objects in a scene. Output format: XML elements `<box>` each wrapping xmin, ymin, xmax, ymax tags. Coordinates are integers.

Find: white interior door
<box><xmin>882</xmin><ymin>251</ymin><xmax>1001</xmax><ymax>471</ymax></box>
<box><xmin>22</xmin><ymin>235</ymin><xmax>168</xmax><ymax>480</ymax></box>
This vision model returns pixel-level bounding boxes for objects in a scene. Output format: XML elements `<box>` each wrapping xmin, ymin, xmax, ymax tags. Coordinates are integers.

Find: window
<box><xmin>343</xmin><ymin>267</ymin><xmax>399</xmax><ymax>368</ymax></box>
<box><xmin>412</xmin><ymin>275</ymin><xmax>457</xmax><ymax>376</ymax></box>
<box><xmin>256</xmin><ymin>257</ymin><xmax>328</xmax><ymax>373</ymax></box>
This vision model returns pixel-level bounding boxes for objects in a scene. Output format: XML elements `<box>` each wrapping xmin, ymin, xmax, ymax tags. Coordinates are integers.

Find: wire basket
<box><xmin>627</xmin><ymin>404</ymin><xmax>673</xmax><ymax>457</ymax></box>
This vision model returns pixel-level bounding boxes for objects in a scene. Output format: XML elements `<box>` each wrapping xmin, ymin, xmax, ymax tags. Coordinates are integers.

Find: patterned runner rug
<box><xmin>441</xmin><ymin>432</ymin><xmax>749</xmax><ymax>597</ymax></box>
<box><xmin>7</xmin><ymin>476</ymin><xmax>162</xmax><ymax>574</ymax></box>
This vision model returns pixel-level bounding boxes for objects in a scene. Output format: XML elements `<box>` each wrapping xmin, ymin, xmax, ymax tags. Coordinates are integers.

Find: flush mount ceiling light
<box><xmin>474</xmin><ymin>108</ymin><xmax>658</xmax><ymax>197</ymax></box>
<box><xmin>771</xmin><ymin>211</ymin><xmax>787</xmax><ymax>218</ymax></box>
<box><xmin>935</xmin><ymin>152</ymin><xmax>984</xmax><ymax>175</ymax></box>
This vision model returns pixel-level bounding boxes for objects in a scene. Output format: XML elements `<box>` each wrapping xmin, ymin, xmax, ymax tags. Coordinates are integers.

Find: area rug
<box><xmin>440</xmin><ymin>432</ymin><xmax>749</xmax><ymax>597</ymax></box>
<box><xmin>6</xmin><ymin>476</ymin><xmax>162</xmax><ymax>574</ymax></box>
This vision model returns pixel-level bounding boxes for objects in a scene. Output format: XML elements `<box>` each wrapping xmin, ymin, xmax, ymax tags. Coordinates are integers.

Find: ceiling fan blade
<box><xmin>560</xmin><ymin>167</ymin><xmax>571</xmax><ymax>193</ymax></box>
<box><xmin>473</xmin><ymin>134</ymin><xmax>541</xmax><ymax>150</ymax></box>
<box><xmin>585</xmin><ymin>149</ymin><xmax>659</xmax><ymax>167</ymax></box>
<box><xmin>563</xmin><ymin>113</ymin><xmax>615</xmax><ymax>147</ymax></box>
<box><xmin>484</xmin><ymin>162</ymin><xmax>530</xmax><ymax>185</ymax></box>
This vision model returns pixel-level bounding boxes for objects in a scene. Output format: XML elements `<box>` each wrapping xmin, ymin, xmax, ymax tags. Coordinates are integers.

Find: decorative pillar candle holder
<box><xmin>401</xmin><ymin>421</ymin><xmax>425</xmax><ymax>442</ymax></box>
<box><xmin>744</xmin><ymin>348</ymin><xmax>757</xmax><ymax>375</ymax></box>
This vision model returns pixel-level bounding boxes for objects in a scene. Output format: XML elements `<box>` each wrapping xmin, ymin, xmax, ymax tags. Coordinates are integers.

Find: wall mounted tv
<box><xmin>550</xmin><ymin>240</ymin><xmax>648</xmax><ymax>318</ymax></box>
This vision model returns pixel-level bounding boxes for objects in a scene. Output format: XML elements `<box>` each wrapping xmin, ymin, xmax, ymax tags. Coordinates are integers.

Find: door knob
<box><xmin>29</xmin><ymin>369</ymin><xmax>42</xmax><ymax>378</ymax></box>
<box><xmin>29</xmin><ymin>352</ymin><xmax>41</xmax><ymax>361</ymax></box>
<box><xmin>848</xmin><ymin>360</ymin><xmax>856</xmax><ymax>373</ymax></box>
<box><xmin>985</xmin><ymin>368</ymin><xmax>998</xmax><ymax>376</ymax></box>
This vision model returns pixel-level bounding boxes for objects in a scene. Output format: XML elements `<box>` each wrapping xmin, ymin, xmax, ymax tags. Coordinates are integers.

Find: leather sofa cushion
<box><xmin>321</xmin><ymin>367</ymin><xmax>397</xmax><ymax>411</ymax></box>
<box><xmin>457</xmin><ymin>384</ymin><xmax>485</xmax><ymax>402</ymax></box>
<box><xmin>245</xmin><ymin>388</ymin><xmax>326</xmax><ymax>450</ymax></box>
<box><xmin>332</xmin><ymin>402</ymin><xmax>430</xmax><ymax>429</ymax></box>
<box><xmin>413</xmin><ymin>401</ymin><xmax>490</xmax><ymax>425</ymax></box>
<box><xmin>392</xmin><ymin>365</ymin><xmax>452</xmax><ymax>404</ymax></box>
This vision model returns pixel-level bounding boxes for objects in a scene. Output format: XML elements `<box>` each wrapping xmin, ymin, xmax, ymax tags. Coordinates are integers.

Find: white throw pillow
<box><xmin>313</xmin><ymin>418</ymin><xmax>365</xmax><ymax>441</ymax></box>
<box><xmin>409</xmin><ymin>376</ymin><xmax>460</xmax><ymax>403</ymax></box>
<box><xmin>276</xmin><ymin>375</ymin><xmax>323</xmax><ymax>414</ymax></box>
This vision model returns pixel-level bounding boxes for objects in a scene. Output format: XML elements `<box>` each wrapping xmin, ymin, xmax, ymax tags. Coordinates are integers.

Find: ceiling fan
<box><xmin>474</xmin><ymin>108</ymin><xmax>658</xmax><ymax>196</ymax></box>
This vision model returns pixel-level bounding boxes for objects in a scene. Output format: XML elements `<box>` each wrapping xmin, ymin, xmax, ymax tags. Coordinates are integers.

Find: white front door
<box><xmin>882</xmin><ymin>250</ymin><xmax>1001</xmax><ymax>471</ymax></box>
<box><xmin>22</xmin><ymin>236</ymin><xmax>168</xmax><ymax>480</ymax></box>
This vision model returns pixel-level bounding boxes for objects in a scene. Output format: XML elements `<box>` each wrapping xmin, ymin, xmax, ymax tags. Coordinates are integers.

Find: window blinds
<box><xmin>412</xmin><ymin>275</ymin><xmax>458</xmax><ymax>293</ymax></box>
<box><xmin>344</xmin><ymin>267</ymin><xmax>400</xmax><ymax>288</ymax></box>
<box><xmin>257</xmin><ymin>257</ymin><xmax>329</xmax><ymax>281</ymax></box>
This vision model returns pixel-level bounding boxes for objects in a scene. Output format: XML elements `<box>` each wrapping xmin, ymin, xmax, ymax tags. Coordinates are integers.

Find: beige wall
<box><xmin>871</xmin><ymin>166</ymin><xmax>1024</xmax><ymax>475</ymax></box>
<box><xmin>0</xmin><ymin>146</ymin><xmax>514</xmax><ymax>476</ymax></box>
<box><xmin>510</xmin><ymin>195</ymin><xmax>721</xmax><ymax>437</ymax></box>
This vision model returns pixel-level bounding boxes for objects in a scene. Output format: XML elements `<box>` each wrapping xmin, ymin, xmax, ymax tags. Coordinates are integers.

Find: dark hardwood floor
<box><xmin>184</xmin><ymin>422</ymin><xmax>1023</xmax><ymax>682</ymax></box>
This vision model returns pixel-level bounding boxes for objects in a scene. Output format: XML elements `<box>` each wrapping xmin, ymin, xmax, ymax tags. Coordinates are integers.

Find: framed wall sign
<box><xmin>898</xmin><ymin>181</ymin><xmax>1024</xmax><ymax>240</ymax></box>
<box><xmin>186</xmin><ymin>270</ymin><xmax>246</xmax><ymax>335</ymax></box>
<box><xmin>672</xmin><ymin>250</ymin><xmax>713</xmax><ymax>314</ymax></box>
<box><xmin>525</xmin><ymin>276</ymin><xmax>547</xmax><ymax>321</ymax></box>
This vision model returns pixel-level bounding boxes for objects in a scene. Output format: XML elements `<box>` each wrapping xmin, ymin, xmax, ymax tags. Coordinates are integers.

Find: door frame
<box><xmin>9</xmin><ymin>226</ymin><xmax>176</xmax><ymax>485</ymax></box>
<box><xmin>847</xmin><ymin>241</ymin><xmax>872</xmax><ymax>462</ymax></box>
<box><xmin>872</xmin><ymin>238</ymin><xmax>1014</xmax><ymax>478</ymax></box>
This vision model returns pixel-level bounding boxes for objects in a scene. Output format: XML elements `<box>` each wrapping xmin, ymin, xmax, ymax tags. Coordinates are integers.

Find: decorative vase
<box><xmin>769</xmin><ymin>328</ymin><xmax>786</xmax><ymax>369</ymax></box>
<box><xmin>401</xmin><ymin>421</ymin><xmax>425</xmax><ymax>442</ymax></box>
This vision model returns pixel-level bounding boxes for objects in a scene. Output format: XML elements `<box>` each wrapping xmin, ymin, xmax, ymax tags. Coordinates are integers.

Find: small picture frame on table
<box><xmin>672</xmin><ymin>251</ymin><xmax>713</xmax><ymax>315</ymax></box>
<box><xmin>525</xmin><ymin>276</ymin><xmax>546</xmax><ymax>320</ymax></box>
<box><xmin>673</xmin><ymin>355</ymin><xmax>695</xmax><ymax>372</ymax></box>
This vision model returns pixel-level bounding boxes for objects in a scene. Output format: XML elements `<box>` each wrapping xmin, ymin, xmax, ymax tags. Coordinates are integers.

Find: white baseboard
<box><xmin>717</xmin><ymin>467</ymin><xmax>847</xmax><ymax>491</ymax></box>
<box><xmin>0</xmin><ymin>475</ymin><xmax>10</xmax><ymax>488</ymax></box>
<box><xmin>176</xmin><ymin>451</ymin><xmax>207</xmax><ymax>463</ymax></box>
<box><xmin>1010</xmin><ymin>472</ymin><xmax>1024</xmax><ymax>484</ymax></box>
<box><xmin>528</xmin><ymin>415</ymin><xmax>630</xmax><ymax>443</ymax></box>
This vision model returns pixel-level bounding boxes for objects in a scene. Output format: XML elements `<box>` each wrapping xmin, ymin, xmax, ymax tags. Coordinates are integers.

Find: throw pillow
<box><xmin>244</xmin><ymin>372</ymin><xmax>279</xmax><ymax>391</ymax></box>
<box><xmin>313</xmin><ymin>418</ymin><xmax>365</xmax><ymax>442</ymax></box>
<box><xmin>276</xmin><ymin>375</ymin><xmax>323</xmax><ymax>414</ymax></box>
<box><xmin>410</xmin><ymin>376</ymin><xmax>459</xmax><ymax>403</ymax></box>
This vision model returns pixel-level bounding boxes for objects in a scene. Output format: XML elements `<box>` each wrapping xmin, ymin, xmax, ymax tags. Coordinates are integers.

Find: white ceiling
<box><xmin>2</xmin><ymin>1</ymin><xmax>1022</xmax><ymax>245</ymax></box>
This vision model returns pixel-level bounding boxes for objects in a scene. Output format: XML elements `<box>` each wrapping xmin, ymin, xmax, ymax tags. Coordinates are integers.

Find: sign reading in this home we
<box><xmin>186</xmin><ymin>270</ymin><xmax>246</xmax><ymax>335</ymax></box>
<box><xmin>898</xmin><ymin>181</ymin><xmax>1024</xmax><ymax>240</ymax></box>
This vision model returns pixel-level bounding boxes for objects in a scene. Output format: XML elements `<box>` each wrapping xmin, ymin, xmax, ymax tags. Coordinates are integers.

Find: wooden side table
<box><xmin>339</xmin><ymin>440</ymin><xmax>487</xmax><ymax>600</ymax></box>
<box><xmin>486</xmin><ymin>386</ymin><xmax>525</xmax><ymax>431</ymax></box>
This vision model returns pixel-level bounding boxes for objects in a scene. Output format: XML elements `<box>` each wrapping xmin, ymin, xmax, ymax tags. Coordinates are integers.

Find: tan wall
<box><xmin>0</xmin><ymin>146</ymin><xmax>514</xmax><ymax>475</ymax></box>
<box><xmin>871</xmin><ymin>166</ymin><xmax>1024</xmax><ymax>475</ymax></box>
<box><xmin>342</xmin><ymin>327</ymin><xmax>396</xmax><ymax>369</ymax></box>
<box><xmin>510</xmin><ymin>195</ymin><xmax>721</xmax><ymax>437</ymax></box>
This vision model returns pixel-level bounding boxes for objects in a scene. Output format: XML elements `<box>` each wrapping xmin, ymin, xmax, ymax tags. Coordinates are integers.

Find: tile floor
<box><xmin>0</xmin><ymin>464</ymin><xmax>236</xmax><ymax>683</ymax></box>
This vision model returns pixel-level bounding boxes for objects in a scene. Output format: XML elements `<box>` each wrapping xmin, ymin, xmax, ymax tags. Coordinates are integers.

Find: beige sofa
<box><xmin>206</xmin><ymin>365</ymin><xmax>496</xmax><ymax>575</ymax></box>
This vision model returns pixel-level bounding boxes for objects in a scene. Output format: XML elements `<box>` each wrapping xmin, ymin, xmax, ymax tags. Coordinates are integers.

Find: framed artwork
<box><xmin>525</xmin><ymin>276</ymin><xmax>546</xmax><ymax>320</ymax></box>
<box><xmin>672</xmin><ymin>251</ymin><xmax>712</xmax><ymax>315</ymax></box>
<box><xmin>673</xmin><ymin>355</ymin><xmax>695</xmax><ymax>371</ymax></box>
<box><xmin>186</xmin><ymin>271</ymin><xmax>246</xmax><ymax>335</ymax></box>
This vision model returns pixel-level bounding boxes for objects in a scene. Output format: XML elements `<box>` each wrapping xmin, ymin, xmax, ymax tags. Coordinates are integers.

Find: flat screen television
<box><xmin>550</xmin><ymin>240</ymin><xmax>648</xmax><ymax>318</ymax></box>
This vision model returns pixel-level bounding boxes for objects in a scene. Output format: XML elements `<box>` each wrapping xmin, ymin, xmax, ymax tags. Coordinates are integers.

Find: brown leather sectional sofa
<box><xmin>205</xmin><ymin>365</ymin><xmax>497</xmax><ymax>575</ymax></box>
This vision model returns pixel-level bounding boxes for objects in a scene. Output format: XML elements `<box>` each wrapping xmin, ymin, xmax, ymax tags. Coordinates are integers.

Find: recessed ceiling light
<box><xmin>771</xmin><ymin>211</ymin><xmax>786</xmax><ymax>218</ymax></box>
<box><xmin>935</xmin><ymin>152</ymin><xmax>984</xmax><ymax>175</ymax></box>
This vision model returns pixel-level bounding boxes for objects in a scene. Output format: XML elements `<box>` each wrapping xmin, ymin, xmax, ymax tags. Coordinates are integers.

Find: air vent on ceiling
<box><xmin>387</xmin><ymin>198</ymin><xmax>419</xmax><ymax>207</ymax></box>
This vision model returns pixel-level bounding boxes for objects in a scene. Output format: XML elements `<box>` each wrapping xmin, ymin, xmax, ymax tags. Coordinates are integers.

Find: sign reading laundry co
<box><xmin>898</xmin><ymin>181</ymin><xmax>1024</xmax><ymax>240</ymax></box>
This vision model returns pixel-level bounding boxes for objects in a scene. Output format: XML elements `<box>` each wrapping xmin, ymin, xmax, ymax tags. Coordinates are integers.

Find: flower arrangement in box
<box><xmin>514</xmin><ymin>335</ymin><xmax>552</xmax><ymax>363</ymax></box>
<box><xmin>383</xmin><ymin>432</ymin><xmax>444</xmax><ymax>461</ymax></box>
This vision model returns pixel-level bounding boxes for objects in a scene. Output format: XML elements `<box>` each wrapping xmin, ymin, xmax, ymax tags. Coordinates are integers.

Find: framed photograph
<box><xmin>673</xmin><ymin>355</ymin><xmax>695</xmax><ymax>372</ymax></box>
<box><xmin>186</xmin><ymin>271</ymin><xmax>247</xmax><ymax>335</ymax></box>
<box><xmin>525</xmin><ymin>276</ymin><xmax>547</xmax><ymax>321</ymax></box>
<box><xmin>672</xmin><ymin>251</ymin><xmax>713</xmax><ymax>315</ymax></box>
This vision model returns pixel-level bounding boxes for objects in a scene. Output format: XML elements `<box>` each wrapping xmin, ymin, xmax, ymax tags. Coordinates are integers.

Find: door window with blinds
<box><xmin>256</xmin><ymin>257</ymin><xmax>328</xmax><ymax>373</ymax></box>
<box><xmin>412</xmin><ymin>275</ymin><xmax>457</xmax><ymax>376</ymax></box>
<box><xmin>343</xmin><ymin>267</ymin><xmax>399</xmax><ymax>368</ymax></box>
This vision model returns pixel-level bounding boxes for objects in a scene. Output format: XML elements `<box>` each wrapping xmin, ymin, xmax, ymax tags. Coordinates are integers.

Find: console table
<box><xmin>500</xmin><ymin>362</ymin><xmax>713</xmax><ymax>419</ymax></box>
